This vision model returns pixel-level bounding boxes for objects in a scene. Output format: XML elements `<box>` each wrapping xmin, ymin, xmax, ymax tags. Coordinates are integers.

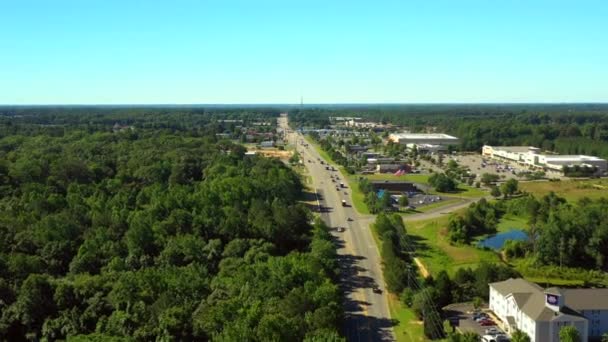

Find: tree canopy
<box><xmin>0</xmin><ymin>108</ymin><xmax>344</xmax><ymax>341</ymax></box>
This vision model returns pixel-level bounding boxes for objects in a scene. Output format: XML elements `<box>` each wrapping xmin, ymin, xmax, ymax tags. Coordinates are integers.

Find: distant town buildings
<box><xmin>259</xmin><ymin>141</ymin><xmax>275</xmax><ymax>148</ymax></box>
<box><xmin>482</xmin><ymin>145</ymin><xmax>607</xmax><ymax>175</ymax></box>
<box><xmin>489</xmin><ymin>278</ymin><xmax>608</xmax><ymax>342</ymax></box>
<box><xmin>375</xmin><ymin>164</ymin><xmax>406</xmax><ymax>173</ymax></box>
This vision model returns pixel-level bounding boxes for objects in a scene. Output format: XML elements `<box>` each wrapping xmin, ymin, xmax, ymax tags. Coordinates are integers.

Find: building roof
<box><xmin>510</xmin><ymin>293</ymin><xmax>532</xmax><ymax>307</ymax></box>
<box><xmin>563</xmin><ymin>288</ymin><xmax>608</xmax><ymax>310</ymax></box>
<box><xmin>490</xmin><ymin>278</ymin><xmax>542</xmax><ymax>296</ymax></box>
<box><xmin>490</xmin><ymin>146</ymin><xmax>538</xmax><ymax>153</ymax></box>
<box><xmin>543</xmin><ymin>155</ymin><xmax>606</xmax><ymax>162</ymax></box>
<box><xmin>491</xmin><ymin>278</ymin><xmax>589</xmax><ymax>322</ymax></box>
<box><xmin>391</xmin><ymin>133</ymin><xmax>458</xmax><ymax>140</ymax></box>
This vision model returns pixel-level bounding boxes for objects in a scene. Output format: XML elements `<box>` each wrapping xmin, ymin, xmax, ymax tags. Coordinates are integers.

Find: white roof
<box><xmin>490</xmin><ymin>146</ymin><xmax>538</xmax><ymax>153</ymax></box>
<box><xmin>391</xmin><ymin>133</ymin><xmax>458</xmax><ymax>140</ymax></box>
<box><xmin>544</xmin><ymin>155</ymin><xmax>605</xmax><ymax>162</ymax></box>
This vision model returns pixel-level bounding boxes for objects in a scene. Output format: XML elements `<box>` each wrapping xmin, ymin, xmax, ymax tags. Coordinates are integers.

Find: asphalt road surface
<box><xmin>280</xmin><ymin>116</ymin><xmax>396</xmax><ymax>342</ymax></box>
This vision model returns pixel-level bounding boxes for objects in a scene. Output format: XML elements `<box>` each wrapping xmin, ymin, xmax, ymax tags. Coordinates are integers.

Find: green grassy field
<box><xmin>347</xmin><ymin>175</ymin><xmax>371</xmax><ymax>214</ymax></box>
<box><xmin>401</xmin><ymin>198</ymin><xmax>462</xmax><ymax>216</ymax></box>
<box><xmin>496</xmin><ymin>215</ymin><xmax>528</xmax><ymax>233</ymax></box>
<box><xmin>510</xmin><ymin>258</ymin><xmax>608</xmax><ymax>287</ymax></box>
<box><xmin>403</xmin><ymin>213</ymin><xmax>502</xmax><ymax>276</ymax></box>
<box><xmin>362</xmin><ymin>173</ymin><xmax>486</xmax><ymax>199</ymax></box>
<box><xmin>388</xmin><ymin>295</ymin><xmax>426</xmax><ymax>342</ymax></box>
<box><xmin>363</xmin><ymin>173</ymin><xmax>431</xmax><ymax>184</ymax></box>
<box><xmin>519</xmin><ymin>178</ymin><xmax>608</xmax><ymax>202</ymax></box>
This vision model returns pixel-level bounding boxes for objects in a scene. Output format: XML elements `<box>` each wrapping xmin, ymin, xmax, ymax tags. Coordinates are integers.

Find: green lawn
<box><xmin>388</xmin><ymin>295</ymin><xmax>426</xmax><ymax>342</ymax></box>
<box><xmin>496</xmin><ymin>215</ymin><xmax>528</xmax><ymax>233</ymax></box>
<box><xmin>450</xmin><ymin>184</ymin><xmax>487</xmax><ymax>198</ymax></box>
<box><xmin>401</xmin><ymin>198</ymin><xmax>462</xmax><ymax>216</ymax></box>
<box><xmin>510</xmin><ymin>258</ymin><xmax>608</xmax><ymax>287</ymax></box>
<box><xmin>403</xmin><ymin>213</ymin><xmax>502</xmax><ymax>276</ymax></box>
<box><xmin>363</xmin><ymin>173</ymin><xmax>431</xmax><ymax>184</ymax></box>
<box><xmin>363</xmin><ymin>173</ymin><xmax>486</xmax><ymax>199</ymax></box>
<box><xmin>519</xmin><ymin>178</ymin><xmax>608</xmax><ymax>202</ymax></box>
<box><xmin>347</xmin><ymin>175</ymin><xmax>371</xmax><ymax>214</ymax></box>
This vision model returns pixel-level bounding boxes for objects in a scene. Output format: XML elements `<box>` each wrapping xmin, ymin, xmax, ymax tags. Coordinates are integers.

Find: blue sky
<box><xmin>1</xmin><ymin>0</ymin><xmax>607</xmax><ymax>104</ymax></box>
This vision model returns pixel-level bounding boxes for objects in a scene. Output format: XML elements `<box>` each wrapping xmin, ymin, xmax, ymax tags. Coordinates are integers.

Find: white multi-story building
<box><xmin>489</xmin><ymin>278</ymin><xmax>608</xmax><ymax>341</ymax></box>
<box><xmin>482</xmin><ymin>145</ymin><xmax>607</xmax><ymax>175</ymax></box>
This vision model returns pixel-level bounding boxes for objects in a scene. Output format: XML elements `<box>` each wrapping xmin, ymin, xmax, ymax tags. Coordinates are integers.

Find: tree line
<box><xmin>0</xmin><ymin>108</ymin><xmax>344</xmax><ymax>341</ymax></box>
<box><xmin>289</xmin><ymin>105</ymin><xmax>608</xmax><ymax>158</ymax></box>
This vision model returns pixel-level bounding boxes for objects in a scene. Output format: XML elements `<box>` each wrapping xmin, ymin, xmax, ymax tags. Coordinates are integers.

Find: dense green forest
<box><xmin>289</xmin><ymin>104</ymin><xmax>608</xmax><ymax>158</ymax></box>
<box><xmin>0</xmin><ymin>107</ymin><xmax>343</xmax><ymax>341</ymax></box>
<box><xmin>447</xmin><ymin>192</ymin><xmax>608</xmax><ymax>272</ymax></box>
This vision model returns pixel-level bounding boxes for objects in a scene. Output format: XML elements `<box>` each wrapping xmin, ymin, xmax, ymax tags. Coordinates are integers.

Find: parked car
<box><xmin>480</xmin><ymin>320</ymin><xmax>495</xmax><ymax>326</ymax></box>
<box><xmin>495</xmin><ymin>335</ymin><xmax>509</xmax><ymax>342</ymax></box>
<box><xmin>337</xmin><ymin>227</ymin><xmax>345</xmax><ymax>232</ymax></box>
<box><xmin>372</xmin><ymin>286</ymin><xmax>382</xmax><ymax>294</ymax></box>
<box><xmin>473</xmin><ymin>312</ymin><xmax>488</xmax><ymax>321</ymax></box>
<box><xmin>485</xmin><ymin>327</ymin><xmax>499</xmax><ymax>335</ymax></box>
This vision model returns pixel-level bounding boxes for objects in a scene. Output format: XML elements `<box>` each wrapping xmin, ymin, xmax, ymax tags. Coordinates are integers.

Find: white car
<box><xmin>485</xmin><ymin>327</ymin><xmax>499</xmax><ymax>335</ymax></box>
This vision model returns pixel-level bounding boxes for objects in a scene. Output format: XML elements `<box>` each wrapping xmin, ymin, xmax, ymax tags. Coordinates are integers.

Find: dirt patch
<box><xmin>414</xmin><ymin>257</ymin><xmax>430</xmax><ymax>278</ymax></box>
<box><xmin>249</xmin><ymin>148</ymin><xmax>293</xmax><ymax>160</ymax></box>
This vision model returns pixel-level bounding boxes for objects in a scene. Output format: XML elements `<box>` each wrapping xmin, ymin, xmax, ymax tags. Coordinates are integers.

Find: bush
<box><xmin>400</xmin><ymin>288</ymin><xmax>415</xmax><ymax>307</ymax></box>
<box><xmin>428</xmin><ymin>173</ymin><xmax>457</xmax><ymax>192</ymax></box>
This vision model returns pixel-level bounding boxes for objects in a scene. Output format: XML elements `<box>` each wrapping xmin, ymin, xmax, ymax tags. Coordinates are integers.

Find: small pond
<box><xmin>478</xmin><ymin>229</ymin><xmax>529</xmax><ymax>250</ymax></box>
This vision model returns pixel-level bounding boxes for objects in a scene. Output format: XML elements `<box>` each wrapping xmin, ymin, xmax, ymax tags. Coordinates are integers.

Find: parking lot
<box><xmin>444</xmin><ymin>303</ymin><xmax>509</xmax><ymax>341</ymax></box>
<box><xmin>452</xmin><ymin>154</ymin><xmax>525</xmax><ymax>181</ymax></box>
<box><xmin>453</xmin><ymin>153</ymin><xmax>567</xmax><ymax>181</ymax></box>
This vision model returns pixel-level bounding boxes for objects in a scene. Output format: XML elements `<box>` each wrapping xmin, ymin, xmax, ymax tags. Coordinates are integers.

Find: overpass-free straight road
<box><xmin>280</xmin><ymin>116</ymin><xmax>395</xmax><ymax>342</ymax></box>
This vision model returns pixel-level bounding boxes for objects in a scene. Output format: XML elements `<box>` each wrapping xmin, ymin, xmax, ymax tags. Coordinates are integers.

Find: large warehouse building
<box><xmin>387</xmin><ymin>133</ymin><xmax>459</xmax><ymax>147</ymax></box>
<box><xmin>482</xmin><ymin>145</ymin><xmax>607</xmax><ymax>175</ymax></box>
<box><xmin>489</xmin><ymin>278</ymin><xmax>608</xmax><ymax>342</ymax></box>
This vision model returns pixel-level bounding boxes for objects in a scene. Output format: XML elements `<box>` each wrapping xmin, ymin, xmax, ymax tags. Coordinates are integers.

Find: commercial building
<box><xmin>259</xmin><ymin>141</ymin><xmax>275</xmax><ymax>148</ymax></box>
<box><xmin>376</xmin><ymin>164</ymin><xmax>405</xmax><ymax>173</ymax></box>
<box><xmin>347</xmin><ymin>145</ymin><xmax>369</xmax><ymax>153</ymax></box>
<box><xmin>367</xmin><ymin>157</ymin><xmax>396</xmax><ymax>165</ymax></box>
<box><xmin>482</xmin><ymin>145</ymin><xmax>607</xmax><ymax>175</ymax></box>
<box><xmin>371</xmin><ymin>181</ymin><xmax>419</xmax><ymax>193</ymax></box>
<box><xmin>406</xmin><ymin>143</ymin><xmax>448</xmax><ymax>154</ymax></box>
<box><xmin>388</xmin><ymin>133</ymin><xmax>460</xmax><ymax>147</ymax></box>
<box><xmin>489</xmin><ymin>278</ymin><xmax>608</xmax><ymax>341</ymax></box>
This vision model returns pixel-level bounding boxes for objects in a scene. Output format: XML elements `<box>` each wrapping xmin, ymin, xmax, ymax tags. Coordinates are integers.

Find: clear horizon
<box><xmin>1</xmin><ymin>0</ymin><xmax>607</xmax><ymax>104</ymax></box>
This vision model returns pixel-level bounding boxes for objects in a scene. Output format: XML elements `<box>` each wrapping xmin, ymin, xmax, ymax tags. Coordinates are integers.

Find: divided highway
<box><xmin>280</xmin><ymin>116</ymin><xmax>395</xmax><ymax>342</ymax></box>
